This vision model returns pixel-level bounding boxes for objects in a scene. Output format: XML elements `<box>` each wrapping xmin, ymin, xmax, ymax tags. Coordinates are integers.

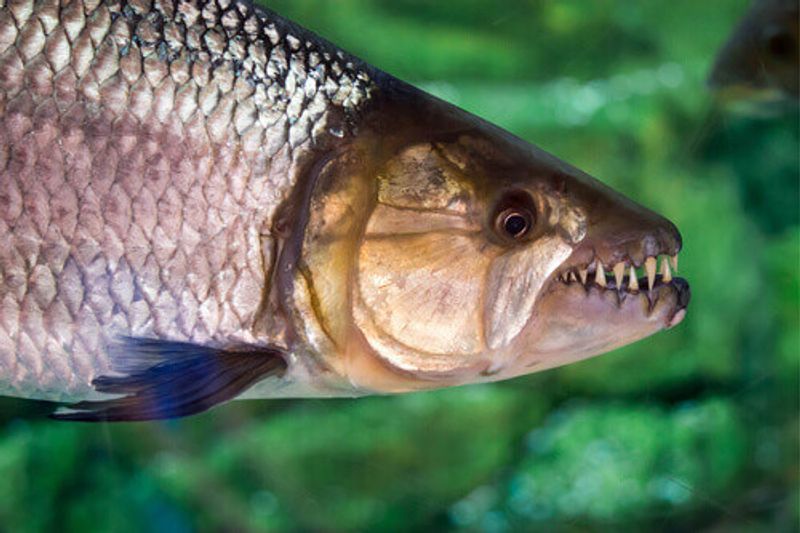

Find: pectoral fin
<box><xmin>52</xmin><ymin>338</ymin><xmax>287</xmax><ymax>422</ymax></box>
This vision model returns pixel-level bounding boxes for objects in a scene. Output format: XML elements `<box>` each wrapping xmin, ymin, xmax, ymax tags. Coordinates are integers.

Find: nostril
<box><xmin>629</xmin><ymin>221</ymin><xmax>682</xmax><ymax>264</ymax></box>
<box><xmin>659</xmin><ymin>222</ymin><xmax>683</xmax><ymax>255</ymax></box>
<box><xmin>639</xmin><ymin>234</ymin><xmax>661</xmax><ymax>261</ymax></box>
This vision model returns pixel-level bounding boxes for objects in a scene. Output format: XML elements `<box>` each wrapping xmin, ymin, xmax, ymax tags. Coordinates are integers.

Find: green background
<box><xmin>1</xmin><ymin>0</ymin><xmax>797</xmax><ymax>531</ymax></box>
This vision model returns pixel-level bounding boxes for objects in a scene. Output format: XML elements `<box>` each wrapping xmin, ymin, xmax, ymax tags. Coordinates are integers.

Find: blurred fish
<box><xmin>709</xmin><ymin>0</ymin><xmax>799</xmax><ymax>108</ymax></box>
<box><xmin>0</xmin><ymin>0</ymin><xmax>689</xmax><ymax>421</ymax></box>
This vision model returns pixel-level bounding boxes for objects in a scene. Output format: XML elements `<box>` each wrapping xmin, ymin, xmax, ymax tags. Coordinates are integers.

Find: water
<box><xmin>0</xmin><ymin>0</ymin><xmax>797</xmax><ymax>531</ymax></box>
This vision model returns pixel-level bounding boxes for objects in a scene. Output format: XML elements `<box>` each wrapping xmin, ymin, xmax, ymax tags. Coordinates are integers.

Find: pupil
<box><xmin>767</xmin><ymin>32</ymin><xmax>794</xmax><ymax>59</ymax></box>
<box><xmin>504</xmin><ymin>214</ymin><xmax>528</xmax><ymax>237</ymax></box>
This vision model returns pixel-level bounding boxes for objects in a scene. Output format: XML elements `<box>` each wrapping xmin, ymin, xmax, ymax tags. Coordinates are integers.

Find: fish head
<box><xmin>288</xmin><ymin>83</ymin><xmax>689</xmax><ymax>392</ymax></box>
<box><xmin>709</xmin><ymin>0</ymin><xmax>799</xmax><ymax>105</ymax></box>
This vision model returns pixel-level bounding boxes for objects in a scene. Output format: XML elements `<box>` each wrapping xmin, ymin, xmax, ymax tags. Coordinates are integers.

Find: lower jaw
<box><xmin>509</xmin><ymin>276</ymin><xmax>691</xmax><ymax>369</ymax></box>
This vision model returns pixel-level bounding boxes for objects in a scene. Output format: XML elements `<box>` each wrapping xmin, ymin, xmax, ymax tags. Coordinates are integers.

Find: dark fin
<box><xmin>51</xmin><ymin>338</ymin><xmax>287</xmax><ymax>422</ymax></box>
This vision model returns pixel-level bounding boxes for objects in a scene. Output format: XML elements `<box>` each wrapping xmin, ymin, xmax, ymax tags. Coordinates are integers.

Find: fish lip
<box><xmin>664</xmin><ymin>277</ymin><xmax>691</xmax><ymax>328</ymax></box>
<box><xmin>669</xmin><ymin>277</ymin><xmax>691</xmax><ymax>309</ymax></box>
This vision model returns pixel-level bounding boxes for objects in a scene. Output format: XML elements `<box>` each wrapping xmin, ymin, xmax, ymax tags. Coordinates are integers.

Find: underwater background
<box><xmin>0</xmin><ymin>0</ymin><xmax>797</xmax><ymax>531</ymax></box>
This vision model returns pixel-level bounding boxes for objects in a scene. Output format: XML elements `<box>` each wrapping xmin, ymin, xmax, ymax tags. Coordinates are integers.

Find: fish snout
<box><xmin>566</xmin><ymin>183</ymin><xmax>683</xmax><ymax>271</ymax></box>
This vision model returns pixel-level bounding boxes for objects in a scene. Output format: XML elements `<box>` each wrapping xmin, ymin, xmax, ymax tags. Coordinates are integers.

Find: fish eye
<box><xmin>499</xmin><ymin>210</ymin><xmax>532</xmax><ymax>239</ymax></box>
<box><xmin>493</xmin><ymin>192</ymin><xmax>536</xmax><ymax>241</ymax></box>
<box><xmin>764</xmin><ymin>29</ymin><xmax>795</xmax><ymax>61</ymax></box>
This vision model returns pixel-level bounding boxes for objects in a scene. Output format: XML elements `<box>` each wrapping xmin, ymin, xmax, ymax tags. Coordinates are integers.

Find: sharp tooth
<box><xmin>645</xmin><ymin>256</ymin><xmax>657</xmax><ymax>291</ymax></box>
<box><xmin>568</xmin><ymin>271</ymin><xmax>576</xmax><ymax>283</ymax></box>
<box><xmin>629</xmin><ymin>265</ymin><xmax>639</xmax><ymax>291</ymax></box>
<box><xmin>579</xmin><ymin>268</ymin><xmax>588</xmax><ymax>285</ymax></box>
<box><xmin>595</xmin><ymin>262</ymin><xmax>606</xmax><ymax>287</ymax></box>
<box><xmin>613</xmin><ymin>262</ymin><xmax>625</xmax><ymax>289</ymax></box>
<box><xmin>661</xmin><ymin>256</ymin><xmax>672</xmax><ymax>283</ymax></box>
<box><xmin>670</xmin><ymin>255</ymin><xmax>678</xmax><ymax>272</ymax></box>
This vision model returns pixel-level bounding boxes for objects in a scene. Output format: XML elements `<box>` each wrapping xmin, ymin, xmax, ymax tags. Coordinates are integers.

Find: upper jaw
<box><xmin>549</xmin><ymin>168</ymin><xmax>686</xmax><ymax>294</ymax></box>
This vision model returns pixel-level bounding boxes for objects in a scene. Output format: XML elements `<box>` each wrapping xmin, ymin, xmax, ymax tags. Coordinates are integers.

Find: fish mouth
<box><xmin>550</xmin><ymin>252</ymin><xmax>690</xmax><ymax>329</ymax></box>
<box><xmin>502</xmin><ymin>248</ymin><xmax>691</xmax><ymax>378</ymax></box>
<box><xmin>542</xmin><ymin>175</ymin><xmax>690</xmax><ymax>329</ymax></box>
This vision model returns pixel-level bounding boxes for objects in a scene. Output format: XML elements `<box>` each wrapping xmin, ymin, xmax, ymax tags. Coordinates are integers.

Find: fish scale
<box><xmin>0</xmin><ymin>0</ymin><xmax>374</xmax><ymax>400</ymax></box>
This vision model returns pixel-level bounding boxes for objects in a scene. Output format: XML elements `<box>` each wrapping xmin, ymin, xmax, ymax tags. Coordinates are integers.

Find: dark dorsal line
<box><xmin>52</xmin><ymin>337</ymin><xmax>287</xmax><ymax>422</ymax></box>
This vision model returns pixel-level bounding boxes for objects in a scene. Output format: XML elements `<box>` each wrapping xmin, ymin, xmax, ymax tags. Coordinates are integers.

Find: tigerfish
<box><xmin>0</xmin><ymin>0</ymin><xmax>690</xmax><ymax>421</ymax></box>
<box><xmin>709</xmin><ymin>0</ymin><xmax>799</xmax><ymax>104</ymax></box>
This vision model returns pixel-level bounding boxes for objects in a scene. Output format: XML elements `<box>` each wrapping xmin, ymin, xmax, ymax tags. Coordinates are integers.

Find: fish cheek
<box><xmin>484</xmin><ymin>235</ymin><xmax>573</xmax><ymax>352</ymax></box>
<box><xmin>354</xmin><ymin>232</ymin><xmax>494</xmax><ymax>376</ymax></box>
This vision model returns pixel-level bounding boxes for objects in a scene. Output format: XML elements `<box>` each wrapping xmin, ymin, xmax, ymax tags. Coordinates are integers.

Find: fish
<box><xmin>0</xmin><ymin>0</ymin><xmax>690</xmax><ymax>421</ymax></box>
<box><xmin>708</xmin><ymin>0</ymin><xmax>799</xmax><ymax>106</ymax></box>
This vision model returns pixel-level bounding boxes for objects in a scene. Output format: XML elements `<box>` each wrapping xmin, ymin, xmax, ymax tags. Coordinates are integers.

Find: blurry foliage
<box><xmin>475</xmin><ymin>399</ymin><xmax>748</xmax><ymax>529</ymax></box>
<box><xmin>0</xmin><ymin>0</ymin><xmax>797</xmax><ymax>531</ymax></box>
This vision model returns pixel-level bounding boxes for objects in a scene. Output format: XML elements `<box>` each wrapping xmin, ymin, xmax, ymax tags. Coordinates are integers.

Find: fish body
<box><xmin>709</xmin><ymin>0</ymin><xmax>799</xmax><ymax>106</ymax></box>
<box><xmin>0</xmin><ymin>0</ymin><xmax>375</xmax><ymax>402</ymax></box>
<box><xmin>0</xmin><ymin>0</ymin><xmax>690</xmax><ymax>420</ymax></box>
